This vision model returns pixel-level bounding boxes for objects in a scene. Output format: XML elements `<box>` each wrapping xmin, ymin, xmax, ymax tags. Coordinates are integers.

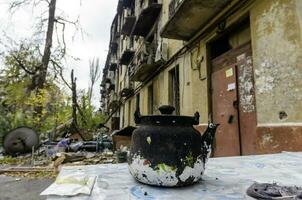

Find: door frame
<box><xmin>208</xmin><ymin>41</ymin><xmax>257</xmax><ymax>156</ymax></box>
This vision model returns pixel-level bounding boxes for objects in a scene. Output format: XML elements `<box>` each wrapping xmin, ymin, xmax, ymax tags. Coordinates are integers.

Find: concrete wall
<box><xmin>251</xmin><ymin>0</ymin><xmax>302</xmax><ymax>125</ymax></box>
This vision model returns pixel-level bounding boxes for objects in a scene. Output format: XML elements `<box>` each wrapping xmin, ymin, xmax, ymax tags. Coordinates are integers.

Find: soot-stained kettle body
<box><xmin>128</xmin><ymin>105</ymin><xmax>219</xmax><ymax>187</ymax></box>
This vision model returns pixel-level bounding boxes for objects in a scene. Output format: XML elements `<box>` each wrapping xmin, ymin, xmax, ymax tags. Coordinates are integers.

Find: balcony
<box><xmin>110</xmin><ymin>15</ymin><xmax>119</xmax><ymax>53</ymax></box>
<box><xmin>105</xmin><ymin>72</ymin><xmax>115</xmax><ymax>94</ymax></box>
<box><xmin>108</xmin><ymin>92</ymin><xmax>119</xmax><ymax>109</ymax></box>
<box><xmin>161</xmin><ymin>0</ymin><xmax>231</xmax><ymax>40</ymax></box>
<box><xmin>106</xmin><ymin>84</ymin><xmax>115</xmax><ymax>95</ymax></box>
<box><xmin>109</xmin><ymin>55</ymin><xmax>118</xmax><ymax>71</ymax></box>
<box><xmin>121</xmin><ymin>9</ymin><xmax>136</xmax><ymax>36</ymax></box>
<box><xmin>120</xmin><ymin>47</ymin><xmax>135</xmax><ymax>65</ymax></box>
<box><xmin>100</xmin><ymin>88</ymin><xmax>106</xmax><ymax>95</ymax></box>
<box><xmin>110</xmin><ymin>41</ymin><xmax>118</xmax><ymax>54</ymax></box>
<box><xmin>100</xmin><ymin>80</ymin><xmax>106</xmax><ymax>88</ymax></box>
<box><xmin>106</xmin><ymin>70</ymin><xmax>115</xmax><ymax>83</ymax></box>
<box><xmin>120</xmin><ymin>88</ymin><xmax>134</xmax><ymax>98</ymax></box>
<box><xmin>109</xmin><ymin>63</ymin><xmax>117</xmax><ymax>71</ymax></box>
<box><xmin>129</xmin><ymin>41</ymin><xmax>163</xmax><ymax>82</ymax></box>
<box><xmin>132</xmin><ymin>1</ymin><xmax>162</xmax><ymax>37</ymax></box>
<box><xmin>118</xmin><ymin>0</ymin><xmax>133</xmax><ymax>12</ymax></box>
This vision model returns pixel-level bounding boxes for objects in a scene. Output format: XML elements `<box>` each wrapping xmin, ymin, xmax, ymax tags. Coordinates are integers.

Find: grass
<box><xmin>0</xmin><ymin>156</ymin><xmax>29</xmax><ymax>165</ymax></box>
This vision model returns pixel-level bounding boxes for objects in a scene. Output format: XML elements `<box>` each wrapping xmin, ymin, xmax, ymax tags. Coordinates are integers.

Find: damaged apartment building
<box><xmin>100</xmin><ymin>0</ymin><xmax>302</xmax><ymax>156</ymax></box>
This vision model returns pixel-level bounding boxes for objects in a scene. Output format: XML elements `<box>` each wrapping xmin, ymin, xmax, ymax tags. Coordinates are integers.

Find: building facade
<box><xmin>100</xmin><ymin>0</ymin><xmax>302</xmax><ymax>156</ymax></box>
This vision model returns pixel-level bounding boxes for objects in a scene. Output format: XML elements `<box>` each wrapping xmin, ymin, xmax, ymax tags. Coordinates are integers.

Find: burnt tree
<box><xmin>7</xmin><ymin>0</ymin><xmax>80</xmax><ymax>120</ymax></box>
<box><xmin>34</xmin><ymin>0</ymin><xmax>57</xmax><ymax>115</ymax></box>
<box><xmin>71</xmin><ymin>69</ymin><xmax>78</xmax><ymax>132</ymax></box>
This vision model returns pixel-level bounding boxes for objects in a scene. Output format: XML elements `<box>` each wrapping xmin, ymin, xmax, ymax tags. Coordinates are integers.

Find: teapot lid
<box><xmin>134</xmin><ymin>105</ymin><xmax>199</xmax><ymax>126</ymax></box>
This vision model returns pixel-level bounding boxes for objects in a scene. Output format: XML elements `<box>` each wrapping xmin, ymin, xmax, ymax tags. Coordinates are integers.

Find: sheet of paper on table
<box><xmin>43</xmin><ymin>152</ymin><xmax>302</xmax><ymax>200</ymax></box>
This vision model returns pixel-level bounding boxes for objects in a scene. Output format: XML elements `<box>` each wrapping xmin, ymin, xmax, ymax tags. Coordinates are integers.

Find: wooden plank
<box><xmin>0</xmin><ymin>167</ymin><xmax>54</xmax><ymax>174</ymax></box>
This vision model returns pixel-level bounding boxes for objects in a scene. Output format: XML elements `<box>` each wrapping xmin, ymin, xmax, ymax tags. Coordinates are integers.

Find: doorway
<box><xmin>209</xmin><ymin>18</ymin><xmax>257</xmax><ymax>157</ymax></box>
<box><xmin>169</xmin><ymin>66</ymin><xmax>180</xmax><ymax>115</ymax></box>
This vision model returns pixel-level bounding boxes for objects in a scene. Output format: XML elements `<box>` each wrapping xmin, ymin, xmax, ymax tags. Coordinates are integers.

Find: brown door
<box><xmin>211</xmin><ymin>42</ymin><xmax>257</xmax><ymax>157</ymax></box>
<box><xmin>211</xmin><ymin>65</ymin><xmax>241</xmax><ymax>157</ymax></box>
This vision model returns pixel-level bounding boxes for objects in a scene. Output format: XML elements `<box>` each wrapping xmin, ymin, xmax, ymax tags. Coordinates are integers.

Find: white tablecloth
<box><xmin>43</xmin><ymin>152</ymin><xmax>302</xmax><ymax>200</ymax></box>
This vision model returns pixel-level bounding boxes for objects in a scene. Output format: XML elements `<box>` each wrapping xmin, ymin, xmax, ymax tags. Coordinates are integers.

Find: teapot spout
<box><xmin>201</xmin><ymin>123</ymin><xmax>220</xmax><ymax>158</ymax></box>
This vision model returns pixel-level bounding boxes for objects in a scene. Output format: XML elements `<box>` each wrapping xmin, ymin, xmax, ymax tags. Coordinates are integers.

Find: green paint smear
<box><xmin>147</xmin><ymin>136</ymin><xmax>151</xmax><ymax>144</ymax></box>
<box><xmin>155</xmin><ymin>163</ymin><xmax>176</xmax><ymax>174</ymax></box>
<box><xmin>183</xmin><ymin>152</ymin><xmax>194</xmax><ymax>168</ymax></box>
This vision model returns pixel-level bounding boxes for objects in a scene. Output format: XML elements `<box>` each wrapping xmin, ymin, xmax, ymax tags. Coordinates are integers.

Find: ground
<box><xmin>0</xmin><ymin>175</ymin><xmax>53</xmax><ymax>200</ymax></box>
<box><xmin>0</xmin><ymin>151</ymin><xmax>117</xmax><ymax>199</ymax></box>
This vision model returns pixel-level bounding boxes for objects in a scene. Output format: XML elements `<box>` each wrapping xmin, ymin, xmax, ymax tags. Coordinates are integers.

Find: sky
<box><xmin>0</xmin><ymin>0</ymin><xmax>118</xmax><ymax>108</ymax></box>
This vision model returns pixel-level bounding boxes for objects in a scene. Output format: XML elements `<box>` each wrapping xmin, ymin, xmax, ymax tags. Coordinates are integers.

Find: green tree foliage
<box><xmin>78</xmin><ymin>92</ymin><xmax>106</xmax><ymax>132</ymax></box>
<box><xmin>0</xmin><ymin>49</ymin><xmax>73</xmax><ymax>144</ymax></box>
<box><xmin>0</xmin><ymin>49</ymin><xmax>106</xmax><ymax>146</ymax></box>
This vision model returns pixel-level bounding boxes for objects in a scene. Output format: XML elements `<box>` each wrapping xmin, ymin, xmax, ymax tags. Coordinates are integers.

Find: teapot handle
<box><xmin>194</xmin><ymin>112</ymin><xmax>200</xmax><ymax>125</ymax></box>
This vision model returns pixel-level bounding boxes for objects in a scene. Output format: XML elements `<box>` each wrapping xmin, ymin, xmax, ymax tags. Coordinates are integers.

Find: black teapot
<box><xmin>128</xmin><ymin>105</ymin><xmax>219</xmax><ymax>187</ymax></box>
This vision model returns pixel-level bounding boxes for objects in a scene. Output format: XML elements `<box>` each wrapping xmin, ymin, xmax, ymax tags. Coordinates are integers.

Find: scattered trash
<box><xmin>247</xmin><ymin>182</ymin><xmax>302</xmax><ymax>199</ymax></box>
<box><xmin>3</xmin><ymin>127</ymin><xmax>40</xmax><ymax>155</ymax></box>
<box><xmin>116</xmin><ymin>145</ymin><xmax>128</xmax><ymax>163</ymax></box>
<box><xmin>56</xmin><ymin>138</ymin><xmax>71</xmax><ymax>152</ymax></box>
<box><xmin>0</xmin><ymin>124</ymin><xmax>119</xmax><ymax>180</ymax></box>
<box><xmin>116</xmin><ymin>151</ymin><xmax>127</xmax><ymax>163</ymax></box>
<box><xmin>69</xmin><ymin>141</ymin><xmax>84</xmax><ymax>152</ymax></box>
<box><xmin>41</xmin><ymin>174</ymin><xmax>96</xmax><ymax>196</ymax></box>
<box><xmin>111</xmin><ymin>126</ymin><xmax>135</xmax><ymax>150</ymax></box>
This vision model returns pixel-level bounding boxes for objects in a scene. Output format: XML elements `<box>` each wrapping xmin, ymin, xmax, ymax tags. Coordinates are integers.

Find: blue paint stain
<box><xmin>255</xmin><ymin>163</ymin><xmax>265</xmax><ymax>168</ymax></box>
<box><xmin>129</xmin><ymin>186</ymin><xmax>155</xmax><ymax>200</ymax></box>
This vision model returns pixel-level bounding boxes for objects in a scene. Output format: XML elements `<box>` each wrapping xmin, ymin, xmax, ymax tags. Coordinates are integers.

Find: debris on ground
<box><xmin>3</xmin><ymin>127</ymin><xmax>40</xmax><ymax>156</ymax></box>
<box><xmin>116</xmin><ymin>145</ymin><xmax>129</xmax><ymax>163</ymax></box>
<box><xmin>53</xmin><ymin>151</ymin><xmax>118</xmax><ymax>170</ymax></box>
<box><xmin>0</xmin><ymin>166</ymin><xmax>57</xmax><ymax>179</ymax></box>
<box><xmin>111</xmin><ymin>126</ymin><xmax>135</xmax><ymax>150</ymax></box>
<box><xmin>0</xmin><ymin>150</ymin><xmax>118</xmax><ymax>178</ymax></box>
<box><xmin>0</xmin><ymin>124</ymin><xmax>125</xmax><ymax>179</ymax></box>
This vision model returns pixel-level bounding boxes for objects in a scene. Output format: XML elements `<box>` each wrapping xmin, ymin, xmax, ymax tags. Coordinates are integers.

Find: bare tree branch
<box><xmin>9</xmin><ymin>0</ymin><xmax>31</xmax><ymax>13</ymax></box>
<box><xmin>56</xmin><ymin>16</ymin><xmax>78</xmax><ymax>26</ymax></box>
<box><xmin>11</xmin><ymin>54</ymin><xmax>37</xmax><ymax>75</ymax></box>
<box><xmin>54</xmin><ymin>19</ymin><xmax>66</xmax><ymax>59</ymax></box>
<box><xmin>50</xmin><ymin>59</ymin><xmax>72</xmax><ymax>90</ymax></box>
<box><xmin>88</xmin><ymin>57</ymin><xmax>101</xmax><ymax>104</ymax></box>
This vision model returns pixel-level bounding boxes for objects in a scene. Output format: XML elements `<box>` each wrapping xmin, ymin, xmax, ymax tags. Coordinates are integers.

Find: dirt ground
<box><xmin>0</xmin><ymin>175</ymin><xmax>54</xmax><ymax>200</ymax></box>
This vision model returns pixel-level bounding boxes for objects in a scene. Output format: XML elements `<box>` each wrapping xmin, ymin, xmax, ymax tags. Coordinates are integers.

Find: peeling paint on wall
<box><xmin>238</xmin><ymin>56</ymin><xmax>255</xmax><ymax>113</ymax></box>
<box><xmin>260</xmin><ymin>133</ymin><xmax>273</xmax><ymax>147</ymax></box>
<box><xmin>251</xmin><ymin>0</ymin><xmax>302</xmax><ymax>123</ymax></box>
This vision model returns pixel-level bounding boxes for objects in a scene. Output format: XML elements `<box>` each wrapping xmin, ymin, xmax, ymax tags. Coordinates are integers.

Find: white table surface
<box><xmin>44</xmin><ymin>152</ymin><xmax>302</xmax><ymax>200</ymax></box>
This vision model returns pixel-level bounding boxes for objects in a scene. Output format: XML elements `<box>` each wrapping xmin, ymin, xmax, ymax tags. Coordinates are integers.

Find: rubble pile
<box><xmin>0</xmin><ymin>150</ymin><xmax>119</xmax><ymax>178</ymax></box>
<box><xmin>0</xmin><ymin>125</ymin><xmax>130</xmax><ymax>179</ymax></box>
